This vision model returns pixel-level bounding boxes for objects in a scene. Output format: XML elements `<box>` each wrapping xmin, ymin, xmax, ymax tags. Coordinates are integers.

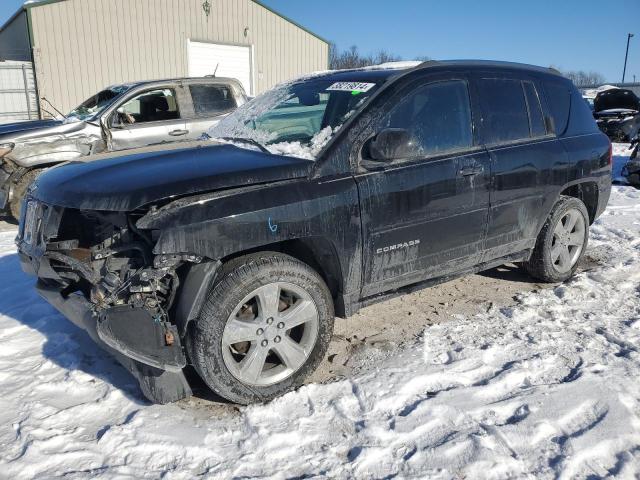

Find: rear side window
<box><xmin>382</xmin><ymin>80</ymin><xmax>473</xmax><ymax>157</ymax></box>
<box><xmin>543</xmin><ymin>81</ymin><xmax>571</xmax><ymax>135</ymax></box>
<box><xmin>189</xmin><ymin>84</ymin><xmax>237</xmax><ymax>116</ymax></box>
<box><xmin>523</xmin><ymin>81</ymin><xmax>547</xmax><ymax>137</ymax></box>
<box><xmin>477</xmin><ymin>79</ymin><xmax>530</xmax><ymax>143</ymax></box>
<box><xmin>566</xmin><ymin>87</ymin><xmax>600</xmax><ymax>135</ymax></box>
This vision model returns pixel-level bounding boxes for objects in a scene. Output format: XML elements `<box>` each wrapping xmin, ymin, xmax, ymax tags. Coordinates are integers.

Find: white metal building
<box><xmin>0</xmin><ymin>0</ymin><xmax>329</xmax><ymax>119</ymax></box>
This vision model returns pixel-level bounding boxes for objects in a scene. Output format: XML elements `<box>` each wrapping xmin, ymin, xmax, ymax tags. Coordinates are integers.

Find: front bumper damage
<box><xmin>624</xmin><ymin>159</ymin><xmax>640</xmax><ymax>187</ymax></box>
<box><xmin>595</xmin><ymin>114</ymin><xmax>640</xmax><ymax>142</ymax></box>
<box><xmin>16</xmin><ymin>199</ymin><xmax>201</xmax><ymax>404</ymax></box>
<box><xmin>33</xmin><ymin>279</ymin><xmax>192</xmax><ymax>404</ymax></box>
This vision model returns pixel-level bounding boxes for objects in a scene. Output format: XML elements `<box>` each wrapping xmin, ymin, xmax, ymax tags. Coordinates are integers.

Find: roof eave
<box><xmin>250</xmin><ymin>0</ymin><xmax>329</xmax><ymax>45</ymax></box>
<box><xmin>2</xmin><ymin>0</ymin><xmax>330</xmax><ymax>46</ymax></box>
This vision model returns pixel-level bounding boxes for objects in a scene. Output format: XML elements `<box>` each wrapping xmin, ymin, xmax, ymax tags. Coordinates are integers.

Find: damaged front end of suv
<box><xmin>593</xmin><ymin>88</ymin><xmax>640</xmax><ymax>142</ymax></box>
<box><xmin>15</xmin><ymin>136</ymin><xmax>319</xmax><ymax>403</ymax></box>
<box><xmin>18</xmin><ymin>200</ymin><xmax>202</xmax><ymax>401</ymax></box>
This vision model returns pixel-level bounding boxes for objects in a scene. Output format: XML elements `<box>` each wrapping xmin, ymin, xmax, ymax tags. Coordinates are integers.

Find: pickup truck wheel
<box><xmin>9</xmin><ymin>169</ymin><xmax>39</xmax><ymax>221</ymax></box>
<box><xmin>523</xmin><ymin>196</ymin><xmax>589</xmax><ymax>283</ymax></box>
<box><xmin>186</xmin><ymin>252</ymin><xmax>334</xmax><ymax>404</ymax></box>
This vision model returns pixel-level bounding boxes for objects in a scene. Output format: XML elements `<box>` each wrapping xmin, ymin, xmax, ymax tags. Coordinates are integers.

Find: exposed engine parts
<box><xmin>38</xmin><ymin>207</ymin><xmax>201</xmax><ymax>317</ymax></box>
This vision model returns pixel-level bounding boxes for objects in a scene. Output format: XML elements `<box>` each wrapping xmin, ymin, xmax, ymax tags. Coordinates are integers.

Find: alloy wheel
<box><xmin>551</xmin><ymin>208</ymin><xmax>586</xmax><ymax>273</ymax></box>
<box><xmin>221</xmin><ymin>282</ymin><xmax>320</xmax><ymax>386</ymax></box>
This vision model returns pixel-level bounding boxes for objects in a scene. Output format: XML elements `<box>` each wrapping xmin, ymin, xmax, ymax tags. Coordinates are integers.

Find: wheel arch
<box><xmin>559</xmin><ymin>181</ymin><xmax>599</xmax><ymax>224</ymax></box>
<box><xmin>174</xmin><ymin>236</ymin><xmax>347</xmax><ymax>337</ymax></box>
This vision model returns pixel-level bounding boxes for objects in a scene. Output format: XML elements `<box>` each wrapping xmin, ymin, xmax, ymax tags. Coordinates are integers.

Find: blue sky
<box><xmin>1</xmin><ymin>0</ymin><xmax>638</xmax><ymax>82</ymax></box>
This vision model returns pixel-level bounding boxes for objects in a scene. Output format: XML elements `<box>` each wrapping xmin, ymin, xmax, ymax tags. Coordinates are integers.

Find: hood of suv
<box><xmin>30</xmin><ymin>142</ymin><xmax>314</xmax><ymax>211</ymax></box>
<box><xmin>0</xmin><ymin>119</ymin><xmax>63</xmax><ymax>138</ymax></box>
<box><xmin>594</xmin><ymin>89</ymin><xmax>640</xmax><ymax>113</ymax></box>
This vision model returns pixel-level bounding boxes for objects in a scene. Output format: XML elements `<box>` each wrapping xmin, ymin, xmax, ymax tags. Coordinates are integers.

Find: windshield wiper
<box><xmin>217</xmin><ymin>136</ymin><xmax>271</xmax><ymax>154</ymax></box>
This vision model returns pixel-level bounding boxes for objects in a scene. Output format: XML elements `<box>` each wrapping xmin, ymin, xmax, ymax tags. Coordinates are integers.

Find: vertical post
<box><xmin>21</xmin><ymin>64</ymin><xmax>32</xmax><ymax>120</ymax></box>
<box><xmin>622</xmin><ymin>33</ymin><xmax>634</xmax><ymax>83</ymax></box>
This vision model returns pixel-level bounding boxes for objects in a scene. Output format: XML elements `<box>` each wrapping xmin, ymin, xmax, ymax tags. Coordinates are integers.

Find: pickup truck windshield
<box><xmin>66</xmin><ymin>85</ymin><xmax>132</xmax><ymax>122</ymax></box>
<box><xmin>209</xmin><ymin>77</ymin><xmax>381</xmax><ymax>159</ymax></box>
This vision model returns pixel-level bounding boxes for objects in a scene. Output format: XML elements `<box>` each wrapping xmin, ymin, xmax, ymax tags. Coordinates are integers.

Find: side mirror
<box><xmin>367</xmin><ymin>128</ymin><xmax>418</xmax><ymax>162</ymax></box>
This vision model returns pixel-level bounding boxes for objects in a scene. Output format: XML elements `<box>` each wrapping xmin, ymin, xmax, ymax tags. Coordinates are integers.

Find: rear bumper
<box><xmin>25</xmin><ymin>263</ymin><xmax>193</xmax><ymax>404</ymax></box>
<box><xmin>596</xmin><ymin>174</ymin><xmax>613</xmax><ymax>219</ymax></box>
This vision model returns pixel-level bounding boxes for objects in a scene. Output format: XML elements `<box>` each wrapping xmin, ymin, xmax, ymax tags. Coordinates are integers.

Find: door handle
<box><xmin>169</xmin><ymin>129</ymin><xmax>189</xmax><ymax>136</ymax></box>
<box><xmin>458</xmin><ymin>165</ymin><xmax>484</xmax><ymax>177</ymax></box>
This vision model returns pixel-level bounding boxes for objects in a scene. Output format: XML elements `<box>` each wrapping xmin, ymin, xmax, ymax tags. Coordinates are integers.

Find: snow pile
<box><xmin>266</xmin><ymin>125</ymin><xmax>337</xmax><ymax>160</ymax></box>
<box><xmin>359</xmin><ymin>60</ymin><xmax>423</xmax><ymax>71</ymax></box>
<box><xmin>1</xmin><ymin>164</ymin><xmax>640</xmax><ymax>477</ymax></box>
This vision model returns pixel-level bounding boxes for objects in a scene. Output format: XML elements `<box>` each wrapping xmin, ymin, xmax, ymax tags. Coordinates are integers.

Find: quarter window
<box><xmin>544</xmin><ymin>81</ymin><xmax>571</xmax><ymax>135</ymax></box>
<box><xmin>478</xmin><ymin>78</ymin><xmax>530</xmax><ymax>143</ymax></box>
<box><xmin>381</xmin><ymin>80</ymin><xmax>473</xmax><ymax>158</ymax></box>
<box><xmin>189</xmin><ymin>84</ymin><xmax>238</xmax><ymax>116</ymax></box>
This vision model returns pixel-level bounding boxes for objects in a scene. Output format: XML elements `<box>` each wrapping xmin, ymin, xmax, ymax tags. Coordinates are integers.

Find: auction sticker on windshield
<box><xmin>327</xmin><ymin>82</ymin><xmax>376</xmax><ymax>93</ymax></box>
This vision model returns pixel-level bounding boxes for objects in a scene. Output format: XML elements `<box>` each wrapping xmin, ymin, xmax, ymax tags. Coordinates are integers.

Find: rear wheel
<box><xmin>523</xmin><ymin>196</ymin><xmax>589</xmax><ymax>283</ymax></box>
<box><xmin>186</xmin><ymin>252</ymin><xmax>334</xmax><ymax>404</ymax></box>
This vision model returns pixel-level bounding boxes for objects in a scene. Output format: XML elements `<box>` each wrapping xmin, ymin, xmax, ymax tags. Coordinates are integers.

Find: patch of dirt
<box><xmin>308</xmin><ymin>256</ymin><xmax>601</xmax><ymax>384</ymax></box>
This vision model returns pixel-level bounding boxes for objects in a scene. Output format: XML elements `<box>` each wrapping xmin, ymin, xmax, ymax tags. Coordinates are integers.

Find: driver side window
<box><xmin>380</xmin><ymin>80</ymin><xmax>473</xmax><ymax>159</ymax></box>
<box><xmin>113</xmin><ymin>89</ymin><xmax>180</xmax><ymax>126</ymax></box>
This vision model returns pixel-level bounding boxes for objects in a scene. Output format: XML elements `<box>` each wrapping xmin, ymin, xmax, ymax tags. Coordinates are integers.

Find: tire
<box><xmin>523</xmin><ymin>195</ymin><xmax>590</xmax><ymax>283</ymax></box>
<box><xmin>9</xmin><ymin>169</ymin><xmax>39</xmax><ymax>221</ymax></box>
<box><xmin>186</xmin><ymin>252</ymin><xmax>335</xmax><ymax>404</ymax></box>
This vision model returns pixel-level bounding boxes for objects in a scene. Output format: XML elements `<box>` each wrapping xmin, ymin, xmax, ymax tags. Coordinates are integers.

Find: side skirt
<box><xmin>345</xmin><ymin>250</ymin><xmax>532</xmax><ymax>316</ymax></box>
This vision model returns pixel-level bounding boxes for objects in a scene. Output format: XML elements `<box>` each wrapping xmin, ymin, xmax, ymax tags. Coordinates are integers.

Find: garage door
<box><xmin>188</xmin><ymin>41</ymin><xmax>253</xmax><ymax>95</ymax></box>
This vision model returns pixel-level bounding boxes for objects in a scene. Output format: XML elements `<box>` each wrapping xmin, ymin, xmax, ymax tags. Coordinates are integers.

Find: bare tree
<box><xmin>552</xmin><ymin>65</ymin><xmax>606</xmax><ymax>87</ymax></box>
<box><xmin>329</xmin><ymin>44</ymin><xmax>403</xmax><ymax>70</ymax></box>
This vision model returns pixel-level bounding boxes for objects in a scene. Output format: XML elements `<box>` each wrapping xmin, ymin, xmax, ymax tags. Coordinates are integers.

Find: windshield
<box><xmin>208</xmin><ymin>77</ymin><xmax>382</xmax><ymax>159</ymax></box>
<box><xmin>66</xmin><ymin>85</ymin><xmax>132</xmax><ymax>121</ymax></box>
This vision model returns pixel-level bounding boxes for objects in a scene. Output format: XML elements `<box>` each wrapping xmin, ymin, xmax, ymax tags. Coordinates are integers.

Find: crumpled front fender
<box><xmin>8</xmin><ymin>134</ymin><xmax>105</xmax><ymax>168</ymax></box>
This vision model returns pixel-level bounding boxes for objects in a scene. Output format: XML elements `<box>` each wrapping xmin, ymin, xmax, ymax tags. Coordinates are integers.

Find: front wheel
<box><xmin>523</xmin><ymin>196</ymin><xmax>590</xmax><ymax>283</ymax></box>
<box><xmin>186</xmin><ymin>252</ymin><xmax>335</xmax><ymax>404</ymax></box>
<box><xmin>9</xmin><ymin>169</ymin><xmax>39</xmax><ymax>221</ymax></box>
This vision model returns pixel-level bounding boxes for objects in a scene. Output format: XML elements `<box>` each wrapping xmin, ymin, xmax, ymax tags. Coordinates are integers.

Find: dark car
<box><xmin>592</xmin><ymin>88</ymin><xmax>640</xmax><ymax>142</ymax></box>
<box><xmin>16</xmin><ymin>60</ymin><xmax>612</xmax><ymax>405</ymax></box>
<box><xmin>0</xmin><ymin>77</ymin><xmax>246</xmax><ymax>220</ymax></box>
<box><xmin>623</xmin><ymin>133</ymin><xmax>640</xmax><ymax>186</ymax></box>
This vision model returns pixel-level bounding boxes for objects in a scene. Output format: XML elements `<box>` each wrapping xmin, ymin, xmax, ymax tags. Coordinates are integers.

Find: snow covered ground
<box><xmin>1</xmin><ymin>156</ymin><xmax>640</xmax><ymax>479</ymax></box>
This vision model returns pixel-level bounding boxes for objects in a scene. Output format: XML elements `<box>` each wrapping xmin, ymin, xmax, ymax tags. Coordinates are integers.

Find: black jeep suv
<box><xmin>16</xmin><ymin>61</ymin><xmax>612</xmax><ymax>404</ymax></box>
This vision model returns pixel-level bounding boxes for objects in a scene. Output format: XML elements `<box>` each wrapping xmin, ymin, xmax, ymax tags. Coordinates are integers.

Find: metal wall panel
<box><xmin>29</xmin><ymin>0</ymin><xmax>329</xmax><ymax>116</ymax></box>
